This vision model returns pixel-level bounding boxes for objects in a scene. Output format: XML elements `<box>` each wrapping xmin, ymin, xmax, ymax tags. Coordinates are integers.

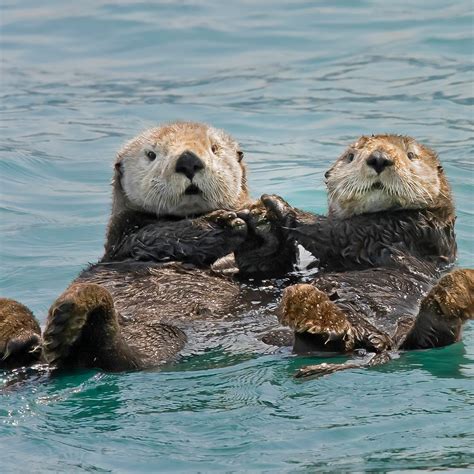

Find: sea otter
<box><xmin>253</xmin><ymin>134</ymin><xmax>473</xmax><ymax>377</ymax></box>
<box><xmin>0</xmin><ymin>122</ymin><xmax>296</xmax><ymax>372</ymax></box>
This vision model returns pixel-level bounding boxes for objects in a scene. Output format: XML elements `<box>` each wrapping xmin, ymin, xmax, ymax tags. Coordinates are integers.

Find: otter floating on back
<box><xmin>253</xmin><ymin>134</ymin><xmax>473</xmax><ymax>377</ymax></box>
<box><xmin>0</xmin><ymin>122</ymin><xmax>296</xmax><ymax>372</ymax></box>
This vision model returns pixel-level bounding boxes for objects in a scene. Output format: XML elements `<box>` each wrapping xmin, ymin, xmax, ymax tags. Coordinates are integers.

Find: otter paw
<box><xmin>206</xmin><ymin>210</ymin><xmax>247</xmax><ymax>235</ymax></box>
<box><xmin>234</xmin><ymin>199</ymin><xmax>298</xmax><ymax>277</ymax></box>
<box><xmin>402</xmin><ymin>269</ymin><xmax>474</xmax><ymax>350</ymax></box>
<box><xmin>238</xmin><ymin>194</ymin><xmax>297</xmax><ymax>243</ymax></box>
<box><xmin>280</xmin><ymin>284</ymin><xmax>355</xmax><ymax>352</ymax></box>
<box><xmin>237</xmin><ymin>202</ymin><xmax>277</xmax><ymax>245</ymax></box>
<box><xmin>43</xmin><ymin>283</ymin><xmax>116</xmax><ymax>365</ymax></box>
<box><xmin>0</xmin><ymin>298</ymin><xmax>42</xmax><ymax>369</ymax></box>
<box><xmin>1</xmin><ymin>334</ymin><xmax>41</xmax><ymax>362</ymax></box>
<box><xmin>43</xmin><ymin>300</ymin><xmax>87</xmax><ymax>364</ymax></box>
<box><xmin>426</xmin><ymin>268</ymin><xmax>474</xmax><ymax>320</ymax></box>
<box><xmin>261</xmin><ymin>194</ymin><xmax>297</xmax><ymax>228</ymax></box>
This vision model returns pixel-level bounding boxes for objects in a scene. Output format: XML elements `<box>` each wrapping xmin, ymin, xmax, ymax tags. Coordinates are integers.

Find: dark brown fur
<box><xmin>0</xmin><ymin>299</ymin><xmax>41</xmax><ymax>369</ymax></box>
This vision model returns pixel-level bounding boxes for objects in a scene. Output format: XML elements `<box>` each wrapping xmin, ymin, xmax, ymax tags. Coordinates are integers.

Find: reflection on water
<box><xmin>1</xmin><ymin>0</ymin><xmax>473</xmax><ymax>471</ymax></box>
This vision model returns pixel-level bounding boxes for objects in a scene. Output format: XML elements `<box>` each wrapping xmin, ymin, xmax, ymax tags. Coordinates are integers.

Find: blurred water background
<box><xmin>1</xmin><ymin>1</ymin><xmax>473</xmax><ymax>471</ymax></box>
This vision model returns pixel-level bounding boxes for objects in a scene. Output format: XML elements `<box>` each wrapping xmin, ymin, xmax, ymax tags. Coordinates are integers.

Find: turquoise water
<box><xmin>1</xmin><ymin>0</ymin><xmax>473</xmax><ymax>471</ymax></box>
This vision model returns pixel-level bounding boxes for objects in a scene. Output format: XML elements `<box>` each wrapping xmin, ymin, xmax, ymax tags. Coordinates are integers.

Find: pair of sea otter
<box><xmin>1</xmin><ymin>122</ymin><xmax>472</xmax><ymax>377</ymax></box>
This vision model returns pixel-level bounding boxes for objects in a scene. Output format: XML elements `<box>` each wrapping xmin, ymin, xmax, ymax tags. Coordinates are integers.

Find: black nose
<box><xmin>175</xmin><ymin>151</ymin><xmax>205</xmax><ymax>180</ymax></box>
<box><xmin>366</xmin><ymin>151</ymin><xmax>393</xmax><ymax>174</ymax></box>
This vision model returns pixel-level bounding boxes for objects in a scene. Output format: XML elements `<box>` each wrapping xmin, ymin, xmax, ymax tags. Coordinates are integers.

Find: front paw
<box><xmin>237</xmin><ymin>202</ymin><xmax>275</xmax><ymax>246</ymax></box>
<box><xmin>200</xmin><ymin>210</ymin><xmax>248</xmax><ymax>259</ymax></box>
<box><xmin>242</xmin><ymin>194</ymin><xmax>298</xmax><ymax>244</ymax></box>
<box><xmin>206</xmin><ymin>210</ymin><xmax>248</xmax><ymax>236</ymax></box>
<box><xmin>235</xmin><ymin>199</ymin><xmax>298</xmax><ymax>277</ymax></box>
<box><xmin>261</xmin><ymin>194</ymin><xmax>297</xmax><ymax>230</ymax></box>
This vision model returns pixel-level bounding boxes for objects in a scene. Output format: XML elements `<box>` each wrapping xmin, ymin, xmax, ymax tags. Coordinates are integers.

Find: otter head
<box><xmin>324</xmin><ymin>134</ymin><xmax>452</xmax><ymax>218</ymax></box>
<box><xmin>112</xmin><ymin>122</ymin><xmax>249</xmax><ymax>217</ymax></box>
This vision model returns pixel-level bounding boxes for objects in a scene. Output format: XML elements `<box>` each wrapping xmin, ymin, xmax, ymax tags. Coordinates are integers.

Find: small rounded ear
<box><xmin>437</xmin><ymin>165</ymin><xmax>444</xmax><ymax>173</ymax></box>
<box><xmin>324</xmin><ymin>170</ymin><xmax>331</xmax><ymax>179</ymax></box>
<box><xmin>114</xmin><ymin>161</ymin><xmax>123</xmax><ymax>177</ymax></box>
<box><xmin>237</xmin><ymin>150</ymin><xmax>244</xmax><ymax>162</ymax></box>
<box><xmin>112</xmin><ymin>162</ymin><xmax>124</xmax><ymax>193</ymax></box>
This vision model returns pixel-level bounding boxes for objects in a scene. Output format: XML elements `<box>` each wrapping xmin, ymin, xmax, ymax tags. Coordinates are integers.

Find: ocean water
<box><xmin>1</xmin><ymin>0</ymin><xmax>473</xmax><ymax>471</ymax></box>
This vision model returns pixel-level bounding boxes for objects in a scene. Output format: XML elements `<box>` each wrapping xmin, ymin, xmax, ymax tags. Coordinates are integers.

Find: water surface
<box><xmin>1</xmin><ymin>1</ymin><xmax>473</xmax><ymax>471</ymax></box>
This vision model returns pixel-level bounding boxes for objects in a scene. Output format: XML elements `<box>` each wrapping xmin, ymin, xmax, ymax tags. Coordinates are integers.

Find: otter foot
<box><xmin>43</xmin><ymin>283</ymin><xmax>139</xmax><ymax>370</ymax></box>
<box><xmin>279</xmin><ymin>284</ymin><xmax>355</xmax><ymax>353</ymax></box>
<box><xmin>0</xmin><ymin>298</ymin><xmax>41</xmax><ymax>369</ymax></box>
<box><xmin>295</xmin><ymin>351</ymin><xmax>392</xmax><ymax>379</ymax></box>
<box><xmin>402</xmin><ymin>268</ymin><xmax>474</xmax><ymax>349</ymax></box>
<box><xmin>43</xmin><ymin>283</ymin><xmax>115</xmax><ymax>365</ymax></box>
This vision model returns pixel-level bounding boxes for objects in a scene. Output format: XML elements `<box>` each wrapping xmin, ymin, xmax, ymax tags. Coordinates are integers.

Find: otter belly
<box><xmin>312</xmin><ymin>267</ymin><xmax>434</xmax><ymax>340</ymax></box>
<box><xmin>76</xmin><ymin>261</ymin><xmax>241</xmax><ymax>326</ymax></box>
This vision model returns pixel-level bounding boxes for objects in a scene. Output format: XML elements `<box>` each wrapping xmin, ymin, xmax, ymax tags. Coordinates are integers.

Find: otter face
<box><xmin>325</xmin><ymin>135</ymin><xmax>449</xmax><ymax>217</ymax></box>
<box><xmin>115</xmin><ymin>122</ymin><xmax>248</xmax><ymax>217</ymax></box>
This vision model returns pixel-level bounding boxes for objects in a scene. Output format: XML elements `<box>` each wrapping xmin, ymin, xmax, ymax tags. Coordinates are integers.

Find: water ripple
<box><xmin>1</xmin><ymin>0</ymin><xmax>473</xmax><ymax>471</ymax></box>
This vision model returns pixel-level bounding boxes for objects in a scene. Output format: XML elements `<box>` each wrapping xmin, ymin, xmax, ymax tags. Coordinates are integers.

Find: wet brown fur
<box><xmin>0</xmin><ymin>299</ymin><xmax>41</xmax><ymax>369</ymax></box>
<box><xmin>257</xmin><ymin>135</ymin><xmax>472</xmax><ymax>377</ymax></box>
<box><xmin>0</xmin><ymin>122</ymin><xmax>291</xmax><ymax>372</ymax></box>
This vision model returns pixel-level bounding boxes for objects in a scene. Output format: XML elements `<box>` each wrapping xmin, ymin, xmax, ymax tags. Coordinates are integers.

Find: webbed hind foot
<box><xmin>279</xmin><ymin>284</ymin><xmax>356</xmax><ymax>353</ymax></box>
<box><xmin>0</xmin><ymin>298</ymin><xmax>41</xmax><ymax>369</ymax></box>
<box><xmin>280</xmin><ymin>284</ymin><xmax>393</xmax><ymax>355</ymax></box>
<box><xmin>402</xmin><ymin>268</ymin><xmax>474</xmax><ymax>349</ymax></box>
<box><xmin>43</xmin><ymin>283</ymin><xmax>141</xmax><ymax>371</ymax></box>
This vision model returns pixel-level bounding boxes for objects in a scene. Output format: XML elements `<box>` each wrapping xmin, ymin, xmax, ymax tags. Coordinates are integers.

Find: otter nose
<box><xmin>366</xmin><ymin>151</ymin><xmax>393</xmax><ymax>174</ymax></box>
<box><xmin>175</xmin><ymin>151</ymin><xmax>205</xmax><ymax>180</ymax></box>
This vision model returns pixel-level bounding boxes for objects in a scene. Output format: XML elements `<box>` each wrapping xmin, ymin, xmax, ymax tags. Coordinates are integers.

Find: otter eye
<box><xmin>347</xmin><ymin>153</ymin><xmax>355</xmax><ymax>162</ymax></box>
<box><xmin>211</xmin><ymin>144</ymin><xmax>219</xmax><ymax>154</ymax></box>
<box><xmin>237</xmin><ymin>150</ymin><xmax>244</xmax><ymax>162</ymax></box>
<box><xmin>146</xmin><ymin>150</ymin><xmax>156</xmax><ymax>161</ymax></box>
<box><xmin>407</xmin><ymin>152</ymin><xmax>415</xmax><ymax>160</ymax></box>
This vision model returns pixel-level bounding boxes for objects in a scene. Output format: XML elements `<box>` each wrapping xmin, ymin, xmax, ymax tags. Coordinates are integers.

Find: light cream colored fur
<box><xmin>325</xmin><ymin>135</ymin><xmax>450</xmax><ymax>217</ymax></box>
<box><xmin>112</xmin><ymin>122</ymin><xmax>249</xmax><ymax>217</ymax></box>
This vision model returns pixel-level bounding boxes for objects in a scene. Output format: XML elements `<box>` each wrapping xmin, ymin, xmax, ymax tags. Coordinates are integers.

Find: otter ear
<box><xmin>237</xmin><ymin>150</ymin><xmax>244</xmax><ymax>162</ymax></box>
<box><xmin>437</xmin><ymin>165</ymin><xmax>444</xmax><ymax>173</ymax></box>
<box><xmin>113</xmin><ymin>162</ymin><xmax>124</xmax><ymax>189</ymax></box>
<box><xmin>114</xmin><ymin>161</ymin><xmax>123</xmax><ymax>177</ymax></box>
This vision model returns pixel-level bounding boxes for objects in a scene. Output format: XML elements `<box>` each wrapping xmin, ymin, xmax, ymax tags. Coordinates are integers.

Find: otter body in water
<box><xmin>256</xmin><ymin>135</ymin><xmax>473</xmax><ymax>376</ymax></box>
<box><xmin>0</xmin><ymin>122</ymin><xmax>296</xmax><ymax>372</ymax></box>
